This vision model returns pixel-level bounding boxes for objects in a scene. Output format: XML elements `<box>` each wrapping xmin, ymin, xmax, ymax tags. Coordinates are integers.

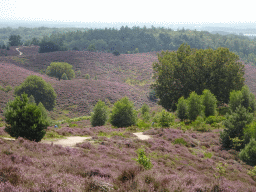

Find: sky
<box><xmin>1</xmin><ymin>0</ymin><xmax>255</xmax><ymax>25</ymax></box>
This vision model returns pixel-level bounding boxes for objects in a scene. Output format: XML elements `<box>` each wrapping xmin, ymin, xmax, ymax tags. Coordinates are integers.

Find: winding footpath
<box><xmin>0</xmin><ymin>132</ymin><xmax>151</xmax><ymax>149</ymax></box>
<box><xmin>16</xmin><ymin>47</ymin><xmax>23</xmax><ymax>55</ymax></box>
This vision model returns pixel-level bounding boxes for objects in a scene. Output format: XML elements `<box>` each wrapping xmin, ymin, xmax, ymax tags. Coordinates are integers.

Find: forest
<box><xmin>1</xmin><ymin>25</ymin><xmax>256</xmax><ymax>65</ymax></box>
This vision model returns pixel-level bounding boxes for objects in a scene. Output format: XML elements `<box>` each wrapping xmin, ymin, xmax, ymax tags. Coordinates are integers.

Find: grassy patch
<box><xmin>12</xmin><ymin>56</ymin><xmax>29</xmax><ymax>64</ymax></box>
<box><xmin>43</xmin><ymin>131</ymin><xmax>67</xmax><ymax>140</ymax></box>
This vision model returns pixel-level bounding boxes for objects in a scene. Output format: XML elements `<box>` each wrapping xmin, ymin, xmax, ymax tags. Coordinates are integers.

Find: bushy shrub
<box><xmin>90</xmin><ymin>100</ymin><xmax>108</xmax><ymax>127</ymax></box>
<box><xmin>3</xmin><ymin>93</ymin><xmax>50</xmax><ymax>142</ymax></box>
<box><xmin>14</xmin><ymin>75</ymin><xmax>57</xmax><ymax>111</ymax></box>
<box><xmin>239</xmin><ymin>138</ymin><xmax>256</xmax><ymax>166</ymax></box>
<box><xmin>61</xmin><ymin>73</ymin><xmax>68</xmax><ymax>80</ymax></box>
<box><xmin>191</xmin><ymin>116</ymin><xmax>212</xmax><ymax>132</ymax></box>
<box><xmin>149</xmin><ymin>89</ymin><xmax>157</xmax><ymax>101</ymax></box>
<box><xmin>140</xmin><ymin>103</ymin><xmax>150</xmax><ymax>115</ymax></box>
<box><xmin>243</xmin><ymin>120</ymin><xmax>256</xmax><ymax>147</ymax></box>
<box><xmin>158</xmin><ymin>109</ymin><xmax>175</xmax><ymax>128</ymax></box>
<box><xmin>137</xmin><ymin>119</ymin><xmax>151</xmax><ymax>129</ymax></box>
<box><xmin>113</xmin><ymin>50</ymin><xmax>120</xmax><ymax>56</ymax></box>
<box><xmin>173</xmin><ymin>138</ymin><xmax>187</xmax><ymax>146</ymax></box>
<box><xmin>176</xmin><ymin>96</ymin><xmax>188</xmax><ymax>121</ymax></box>
<box><xmin>133</xmin><ymin>148</ymin><xmax>153</xmax><ymax>170</ymax></box>
<box><xmin>201</xmin><ymin>89</ymin><xmax>217</xmax><ymax>117</ymax></box>
<box><xmin>109</xmin><ymin>97</ymin><xmax>137</xmax><ymax>128</ymax></box>
<box><xmin>4</xmin><ymin>85</ymin><xmax>12</xmax><ymax>93</ymax></box>
<box><xmin>46</xmin><ymin>62</ymin><xmax>75</xmax><ymax>81</ymax></box>
<box><xmin>187</xmin><ymin>91</ymin><xmax>203</xmax><ymax>121</ymax></box>
<box><xmin>205</xmin><ymin>115</ymin><xmax>218</xmax><ymax>125</ymax></box>
<box><xmin>142</xmin><ymin>112</ymin><xmax>151</xmax><ymax>122</ymax></box>
<box><xmin>220</xmin><ymin>105</ymin><xmax>254</xmax><ymax>150</ymax></box>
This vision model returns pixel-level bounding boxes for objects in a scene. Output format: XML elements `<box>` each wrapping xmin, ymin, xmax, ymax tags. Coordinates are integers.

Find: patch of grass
<box><xmin>204</xmin><ymin>152</ymin><xmax>213</xmax><ymax>159</ymax></box>
<box><xmin>173</xmin><ymin>138</ymin><xmax>188</xmax><ymax>146</ymax></box>
<box><xmin>125</xmin><ymin>78</ymin><xmax>148</xmax><ymax>86</ymax></box>
<box><xmin>43</xmin><ymin>131</ymin><xmax>67</xmax><ymax>140</ymax></box>
<box><xmin>12</xmin><ymin>56</ymin><xmax>28</xmax><ymax>64</ymax></box>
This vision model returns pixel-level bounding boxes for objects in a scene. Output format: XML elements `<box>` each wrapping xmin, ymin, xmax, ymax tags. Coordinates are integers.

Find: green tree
<box><xmin>201</xmin><ymin>89</ymin><xmax>217</xmax><ymax>117</ymax></box>
<box><xmin>30</xmin><ymin>37</ymin><xmax>40</xmax><ymax>45</ymax></box>
<box><xmin>229</xmin><ymin>90</ymin><xmax>243</xmax><ymax>112</ymax></box>
<box><xmin>46</xmin><ymin>62</ymin><xmax>75</xmax><ymax>81</ymax></box>
<box><xmin>151</xmin><ymin>43</ymin><xmax>244</xmax><ymax>111</ymax></box>
<box><xmin>159</xmin><ymin>109</ymin><xmax>175</xmax><ymax>128</ymax></box>
<box><xmin>8</xmin><ymin>35</ymin><xmax>22</xmax><ymax>46</ymax></box>
<box><xmin>87</xmin><ymin>44</ymin><xmax>96</xmax><ymax>52</ymax></box>
<box><xmin>3</xmin><ymin>93</ymin><xmax>50</xmax><ymax>142</ymax></box>
<box><xmin>90</xmin><ymin>100</ymin><xmax>109</xmax><ymax>127</ymax></box>
<box><xmin>14</xmin><ymin>75</ymin><xmax>57</xmax><ymax>111</ymax></box>
<box><xmin>109</xmin><ymin>97</ymin><xmax>138</xmax><ymax>128</ymax></box>
<box><xmin>187</xmin><ymin>91</ymin><xmax>203</xmax><ymax>121</ymax></box>
<box><xmin>61</xmin><ymin>73</ymin><xmax>68</xmax><ymax>80</ymax></box>
<box><xmin>140</xmin><ymin>103</ymin><xmax>150</xmax><ymax>115</ymax></box>
<box><xmin>176</xmin><ymin>96</ymin><xmax>188</xmax><ymax>121</ymax></box>
<box><xmin>113</xmin><ymin>50</ymin><xmax>120</xmax><ymax>56</ymax></box>
<box><xmin>239</xmin><ymin>138</ymin><xmax>256</xmax><ymax>166</ymax></box>
<box><xmin>39</xmin><ymin>40</ymin><xmax>61</xmax><ymax>53</ymax></box>
<box><xmin>220</xmin><ymin>105</ymin><xmax>254</xmax><ymax>150</ymax></box>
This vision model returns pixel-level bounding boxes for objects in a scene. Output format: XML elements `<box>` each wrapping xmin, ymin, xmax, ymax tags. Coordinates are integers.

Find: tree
<box><xmin>8</xmin><ymin>35</ymin><xmax>22</xmax><ymax>46</ymax></box>
<box><xmin>176</xmin><ymin>96</ymin><xmax>188</xmax><ymax>121</ymax></box>
<box><xmin>113</xmin><ymin>50</ymin><xmax>120</xmax><ymax>56</ymax></box>
<box><xmin>61</xmin><ymin>73</ymin><xmax>68</xmax><ymax>80</ymax></box>
<box><xmin>3</xmin><ymin>93</ymin><xmax>50</xmax><ymax>142</ymax></box>
<box><xmin>46</xmin><ymin>62</ymin><xmax>75</xmax><ymax>81</ymax></box>
<box><xmin>201</xmin><ymin>89</ymin><xmax>217</xmax><ymax>117</ymax></box>
<box><xmin>39</xmin><ymin>40</ymin><xmax>61</xmax><ymax>53</ymax></box>
<box><xmin>90</xmin><ymin>100</ymin><xmax>109</xmax><ymax>127</ymax></box>
<box><xmin>30</xmin><ymin>37</ymin><xmax>40</xmax><ymax>45</ymax></box>
<box><xmin>87</xmin><ymin>44</ymin><xmax>96</xmax><ymax>52</ymax></box>
<box><xmin>14</xmin><ymin>75</ymin><xmax>57</xmax><ymax>111</ymax></box>
<box><xmin>151</xmin><ymin>43</ymin><xmax>245</xmax><ymax>111</ymax></box>
<box><xmin>187</xmin><ymin>91</ymin><xmax>203</xmax><ymax>121</ymax></box>
<box><xmin>109</xmin><ymin>97</ymin><xmax>138</xmax><ymax>128</ymax></box>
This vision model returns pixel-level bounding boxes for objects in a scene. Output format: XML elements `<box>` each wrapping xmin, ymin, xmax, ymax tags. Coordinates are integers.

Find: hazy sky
<box><xmin>1</xmin><ymin>0</ymin><xmax>255</xmax><ymax>24</ymax></box>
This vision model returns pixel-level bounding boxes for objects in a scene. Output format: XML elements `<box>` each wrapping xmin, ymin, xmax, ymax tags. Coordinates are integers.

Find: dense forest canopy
<box><xmin>1</xmin><ymin>25</ymin><xmax>256</xmax><ymax>65</ymax></box>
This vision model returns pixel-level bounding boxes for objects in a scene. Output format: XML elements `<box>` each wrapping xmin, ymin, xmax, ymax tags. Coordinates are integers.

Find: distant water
<box><xmin>244</xmin><ymin>34</ymin><xmax>256</xmax><ymax>36</ymax></box>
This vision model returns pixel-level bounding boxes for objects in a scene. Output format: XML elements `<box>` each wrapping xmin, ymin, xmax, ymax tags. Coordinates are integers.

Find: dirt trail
<box><xmin>0</xmin><ymin>132</ymin><xmax>151</xmax><ymax>149</ymax></box>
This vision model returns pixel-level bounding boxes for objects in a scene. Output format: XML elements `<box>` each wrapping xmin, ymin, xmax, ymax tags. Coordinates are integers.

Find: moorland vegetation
<box><xmin>1</xmin><ymin>32</ymin><xmax>256</xmax><ymax>191</ymax></box>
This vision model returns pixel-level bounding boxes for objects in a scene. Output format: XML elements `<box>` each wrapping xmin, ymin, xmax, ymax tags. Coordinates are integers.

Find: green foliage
<box><xmin>76</xmin><ymin>70</ymin><xmax>81</xmax><ymax>76</ymax></box>
<box><xmin>113</xmin><ymin>50</ymin><xmax>120</xmax><ymax>56</ymax></box>
<box><xmin>134</xmin><ymin>48</ymin><xmax>139</xmax><ymax>53</ymax></box>
<box><xmin>176</xmin><ymin>96</ymin><xmax>188</xmax><ymax>121</ymax></box>
<box><xmin>239</xmin><ymin>138</ymin><xmax>256</xmax><ymax>166</ymax></box>
<box><xmin>140</xmin><ymin>103</ymin><xmax>150</xmax><ymax>115</ymax></box>
<box><xmin>8</xmin><ymin>35</ymin><xmax>22</xmax><ymax>46</ymax></box>
<box><xmin>3</xmin><ymin>85</ymin><xmax>12</xmax><ymax>93</ymax></box>
<box><xmin>30</xmin><ymin>37</ymin><xmax>40</xmax><ymax>45</ymax></box>
<box><xmin>109</xmin><ymin>97</ymin><xmax>137</xmax><ymax>128</ymax></box>
<box><xmin>134</xmin><ymin>148</ymin><xmax>153</xmax><ymax>170</ymax></box>
<box><xmin>84</xmin><ymin>74</ymin><xmax>90</xmax><ymax>79</ymax></box>
<box><xmin>229</xmin><ymin>90</ymin><xmax>243</xmax><ymax>112</ymax></box>
<box><xmin>90</xmin><ymin>100</ymin><xmax>108</xmax><ymax>127</ymax></box>
<box><xmin>3</xmin><ymin>93</ymin><xmax>50</xmax><ymax>142</ymax></box>
<box><xmin>187</xmin><ymin>91</ymin><xmax>203</xmax><ymax>121</ymax></box>
<box><xmin>6</xmin><ymin>46</ymin><xmax>10</xmax><ymax>50</ymax></box>
<box><xmin>173</xmin><ymin>138</ymin><xmax>187</xmax><ymax>146</ymax></box>
<box><xmin>61</xmin><ymin>73</ymin><xmax>68</xmax><ymax>80</ymax></box>
<box><xmin>142</xmin><ymin>112</ymin><xmax>151</xmax><ymax>122</ymax></box>
<box><xmin>94</xmin><ymin>75</ymin><xmax>98</xmax><ymax>80</ymax></box>
<box><xmin>2</xmin><ymin>44</ymin><xmax>6</xmax><ymax>49</ymax></box>
<box><xmin>137</xmin><ymin>119</ymin><xmax>151</xmax><ymax>129</ymax></box>
<box><xmin>158</xmin><ymin>109</ymin><xmax>175</xmax><ymax>128</ymax></box>
<box><xmin>14</xmin><ymin>75</ymin><xmax>57</xmax><ymax>111</ymax></box>
<box><xmin>151</xmin><ymin>43</ymin><xmax>244</xmax><ymax>112</ymax></box>
<box><xmin>28</xmin><ymin>95</ymin><xmax>35</xmax><ymax>104</ymax></box>
<box><xmin>247</xmin><ymin>166</ymin><xmax>256</xmax><ymax>178</ymax></box>
<box><xmin>149</xmin><ymin>89</ymin><xmax>157</xmax><ymax>101</ymax></box>
<box><xmin>220</xmin><ymin>105</ymin><xmax>254</xmax><ymax>150</ymax></box>
<box><xmin>46</xmin><ymin>62</ymin><xmax>75</xmax><ymax>81</ymax></box>
<box><xmin>87</xmin><ymin>44</ymin><xmax>96</xmax><ymax>52</ymax></box>
<box><xmin>201</xmin><ymin>89</ymin><xmax>217</xmax><ymax>117</ymax></box>
<box><xmin>39</xmin><ymin>40</ymin><xmax>61</xmax><ymax>53</ymax></box>
<box><xmin>243</xmin><ymin>120</ymin><xmax>256</xmax><ymax>147</ymax></box>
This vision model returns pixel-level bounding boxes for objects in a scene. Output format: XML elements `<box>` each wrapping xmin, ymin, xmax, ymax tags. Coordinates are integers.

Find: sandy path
<box><xmin>16</xmin><ymin>48</ymin><xmax>23</xmax><ymax>55</ymax></box>
<box><xmin>0</xmin><ymin>132</ymin><xmax>151</xmax><ymax>149</ymax></box>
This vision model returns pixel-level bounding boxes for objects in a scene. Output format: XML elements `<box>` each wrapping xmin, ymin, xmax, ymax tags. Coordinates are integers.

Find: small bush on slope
<box><xmin>3</xmin><ymin>93</ymin><xmax>50</xmax><ymax>142</ymax></box>
<box><xmin>90</xmin><ymin>100</ymin><xmax>109</xmax><ymax>127</ymax></box>
<box><xmin>220</xmin><ymin>105</ymin><xmax>254</xmax><ymax>151</ymax></box>
<box><xmin>109</xmin><ymin>96</ymin><xmax>137</xmax><ymax>128</ymax></box>
<box><xmin>158</xmin><ymin>109</ymin><xmax>175</xmax><ymax>128</ymax></box>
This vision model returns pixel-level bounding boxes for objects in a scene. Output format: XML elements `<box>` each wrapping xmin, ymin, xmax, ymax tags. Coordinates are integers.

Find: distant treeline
<box><xmin>1</xmin><ymin>26</ymin><xmax>256</xmax><ymax>65</ymax></box>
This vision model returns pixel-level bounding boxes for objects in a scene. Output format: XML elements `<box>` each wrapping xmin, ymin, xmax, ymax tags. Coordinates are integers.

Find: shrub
<box><xmin>201</xmin><ymin>89</ymin><xmax>217</xmax><ymax>117</ymax></box>
<box><xmin>173</xmin><ymin>138</ymin><xmax>187</xmax><ymax>146</ymax></box>
<box><xmin>158</xmin><ymin>109</ymin><xmax>175</xmax><ymax>128</ymax></box>
<box><xmin>14</xmin><ymin>75</ymin><xmax>57</xmax><ymax>111</ymax></box>
<box><xmin>4</xmin><ymin>85</ymin><xmax>12</xmax><ymax>93</ymax></box>
<box><xmin>133</xmin><ymin>148</ymin><xmax>153</xmax><ymax>170</ymax></box>
<box><xmin>61</xmin><ymin>73</ymin><xmax>68</xmax><ymax>80</ymax></box>
<box><xmin>243</xmin><ymin>120</ymin><xmax>256</xmax><ymax>147</ymax></box>
<box><xmin>142</xmin><ymin>112</ymin><xmax>151</xmax><ymax>123</ymax></box>
<box><xmin>239</xmin><ymin>138</ymin><xmax>256</xmax><ymax>166</ymax></box>
<box><xmin>149</xmin><ymin>89</ymin><xmax>157</xmax><ymax>101</ymax></box>
<box><xmin>94</xmin><ymin>75</ymin><xmax>98</xmax><ymax>80</ymax></box>
<box><xmin>205</xmin><ymin>115</ymin><xmax>218</xmax><ymax>125</ymax></box>
<box><xmin>46</xmin><ymin>62</ymin><xmax>75</xmax><ymax>81</ymax></box>
<box><xmin>3</xmin><ymin>93</ymin><xmax>50</xmax><ymax>142</ymax></box>
<box><xmin>90</xmin><ymin>100</ymin><xmax>108</xmax><ymax>127</ymax></box>
<box><xmin>229</xmin><ymin>90</ymin><xmax>243</xmax><ymax>112</ymax></box>
<box><xmin>140</xmin><ymin>103</ymin><xmax>150</xmax><ymax>115</ymax></box>
<box><xmin>84</xmin><ymin>74</ymin><xmax>90</xmax><ymax>79</ymax></box>
<box><xmin>109</xmin><ymin>97</ymin><xmax>137</xmax><ymax>128</ymax></box>
<box><xmin>113</xmin><ymin>50</ymin><xmax>120</xmax><ymax>56</ymax></box>
<box><xmin>220</xmin><ymin>105</ymin><xmax>254</xmax><ymax>150</ymax></box>
<box><xmin>187</xmin><ymin>91</ymin><xmax>203</xmax><ymax>121</ymax></box>
<box><xmin>176</xmin><ymin>96</ymin><xmax>188</xmax><ymax>121</ymax></box>
<box><xmin>137</xmin><ymin>119</ymin><xmax>151</xmax><ymax>129</ymax></box>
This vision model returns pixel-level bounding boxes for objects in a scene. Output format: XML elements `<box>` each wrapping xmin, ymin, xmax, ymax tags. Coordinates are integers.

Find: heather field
<box><xmin>1</xmin><ymin>46</ymin><xmax>256</xmax><ymax>191</ymax></box>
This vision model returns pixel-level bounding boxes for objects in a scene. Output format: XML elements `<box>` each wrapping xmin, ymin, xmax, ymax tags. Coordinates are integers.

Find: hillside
<box><xmin>0</xmin><ymin>46</ymin><xmax>162</xmax><ymax>120</ymax></box>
